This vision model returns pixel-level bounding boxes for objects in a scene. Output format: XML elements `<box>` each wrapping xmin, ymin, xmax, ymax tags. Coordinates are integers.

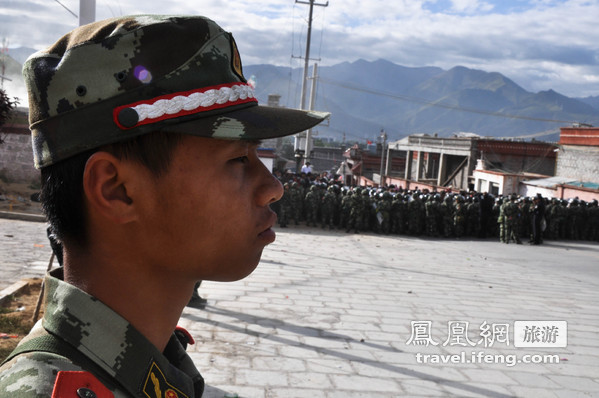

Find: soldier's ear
<box><xmin>82</xmin><ymin>152</ymin><xmax>136</xmax><ymax>225</ymax></box>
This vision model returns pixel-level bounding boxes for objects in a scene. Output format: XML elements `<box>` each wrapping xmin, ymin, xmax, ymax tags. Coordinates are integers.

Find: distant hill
<box><xmin>245</xmin><ymin>59</ymin><xmax>599</xmax><ymax>143</ymax></box>
<box><xmin>577</xmin><ymin>95</ymin><xmax>599</xmax><ymax>111</ymax></box>
<box><xmin>5</xmin><ymin>47</ymin><xmax>37</xmax><ymax>65</ymax></box>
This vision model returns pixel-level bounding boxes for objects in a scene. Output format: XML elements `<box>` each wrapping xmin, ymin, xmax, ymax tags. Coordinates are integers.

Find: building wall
<box><xmin>0</xmin><ymin>128</ymin><xmax>38</xmax><ymax>185</ymax></box>
<box><xmin>482</xmin><ymin>152</ymin><xmax>555</xmax><ymax>176</ymax></box>
<box><xmin>556</xmin><ymin>145</ymin><xmax>599</xmax><ymax>182</ymax></box>
<box><xmin>559</xmin><ymin>127</ymin><xmax>599</xmax><ymax>146</ymax></box>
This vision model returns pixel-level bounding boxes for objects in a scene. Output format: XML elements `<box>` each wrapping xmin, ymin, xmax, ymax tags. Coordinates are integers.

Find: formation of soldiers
<box><xmin>272</xmin><ymin>173</ymin><xmax>599</xmax><ymax>243</ymax></box>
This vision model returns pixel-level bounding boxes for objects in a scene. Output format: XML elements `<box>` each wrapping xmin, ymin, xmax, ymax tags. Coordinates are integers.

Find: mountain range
<box><xmin>3</xmin><ymin>48</ymin><xmax>598</xmax><ymax>143</ymax></box>
<box><xmin>245</xmin><ymin>59</ymin><xmax>599</xmax><ymax>143</ymax></box>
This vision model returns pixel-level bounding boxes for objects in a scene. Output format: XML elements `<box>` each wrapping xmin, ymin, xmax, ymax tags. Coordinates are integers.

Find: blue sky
<box><xmin>424</xmin><ymin>0</ymin><xmax>538</xmax><ymax>14</ymax></box>
<box><xmin>1</xmin><ymin>0</ymin><xmax>598</xmax><ymax>103</ymax></box>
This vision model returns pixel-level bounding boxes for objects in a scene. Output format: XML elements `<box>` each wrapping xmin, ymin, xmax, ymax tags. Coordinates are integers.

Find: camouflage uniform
<box><xmin>361</xmin><ymin>190</ymin><xmax>374</xmax><ymax>232</ymax></box>
<box><xmin>278</xmin><ymin>184</ymin><xmax>292</xmax><ymax>227</ymax></box>
<box><xmin>453</xmin><ymin>197</ymin><xmax>466</xmax><ymax>238</ymax></box>
<box><xmin>520</xmin><ymin>198</ymin><xmax>532</xmax><ymax>241</ymax></box>
<box><xmin>304</xmin><ymin>185</ymin><xmax>320</xmax><ymax>227</ymax></box>
<box><xmin>503</xmin><ymin>197</ymin><xmax>522</xmax><ymax>244</ymax></box>
<box><xmin>0</xmin><ymin>269</ymin><xmax>204</xmax><ymax>397</ymax></box>
<box><xmin>566</xmin><ymin>200</ymin><xmax>582</xmax><ymax>240</ymax></box>
<box><xmin>346</xmin><ymin>188</ymin><xmax>364</xmax><ymax>233</ymax></box>
<box><xmin>498</xmin><ymin>198</ymin><xmax>508</xmax><ymax>243</ymax></box>
<box><xmin>466</xmin><ymin>198</ymin><xmax>480</xmax><ymax>237</ymax></box>
<box><xmin>375</xmin><ymin>192</ymin><xmax>393</xmax><ymax>234</ymax></box>
<box><xmin>408</xmin><ymin>194</ymin><xmax>424</xmax><ymax>236</ymax></box>
<box><xmin>424</xmin><ymin>195</ymin><xmax>441</xmax><ymax>237</ymax></box>
<box><xmin>339</xmin><ymin>191</ymin><xmax>352</xmax><ymax>230</ymax></box>
<box><xmin>289</xmin><ymin>183</ymin><xmax>303</xmax><ymax>225</ymax></box>
<box><xmin>441</xmin><ymin>196</ymin><xmax>454</xmax><ymax>238</ymax></box>
<box><xmin>321</xmin><ymin>186</ymin><xmax>338</xmax><ymax>229</ymax></box>
<box><xmin>390</xmin><ymin>194</ymin><xmax>406</xmax><ymax>235</ymax></box>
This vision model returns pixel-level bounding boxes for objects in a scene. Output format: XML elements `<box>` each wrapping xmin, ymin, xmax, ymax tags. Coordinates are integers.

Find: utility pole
<box><xmin>79</xmin><ymin>0</ymin><xmax>96</xmax><ymax>26</ymax></box>
<box><xmin>294</xmin><ymin>0</ymin><xmax>329</xmax><ymax>168</ymax></box>
<box><xmin>0</xmin><ymin>39</ymin><xmax>9</xmax><ymax>89</ymax></box>
<box><xmin>304</xmin><ymin>63</ymin><xmax>319</xmax><ymax>162</ymax></box>
<box><xmin>379</xmin><ymin>129</ymin><xmax>387</xmax><ymax>187</ymax></box>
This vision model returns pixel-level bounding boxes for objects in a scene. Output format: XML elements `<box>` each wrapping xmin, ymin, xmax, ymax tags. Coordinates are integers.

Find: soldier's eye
<box><xmin>233</xmin><ymin>156</ymin><xmax>249</xmax><ymax>164</ymax></box>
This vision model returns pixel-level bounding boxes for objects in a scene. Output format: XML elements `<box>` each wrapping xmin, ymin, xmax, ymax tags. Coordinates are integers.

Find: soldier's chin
<box><xmin>215</xmin><ymin>256</ymin><xmax>262</xmax><ymax>282</ymax></box>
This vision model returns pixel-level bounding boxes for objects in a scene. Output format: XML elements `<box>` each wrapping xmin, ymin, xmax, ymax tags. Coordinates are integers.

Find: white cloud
<box><xmin>1</xmin><ymin>0</ymin><xmax>598</xmax><ymax>97</ymax></box>
<box><xmin>449</xmin><ymin>0</ymin><xmax>495</xmax><ymax>13</ymax></box>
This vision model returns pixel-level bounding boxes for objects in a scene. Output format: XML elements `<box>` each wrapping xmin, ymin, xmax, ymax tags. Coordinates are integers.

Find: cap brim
<box><xmin>162</xmin><ymin>103</ymin><xmax>330</xmax><ymax>141</ymax></box>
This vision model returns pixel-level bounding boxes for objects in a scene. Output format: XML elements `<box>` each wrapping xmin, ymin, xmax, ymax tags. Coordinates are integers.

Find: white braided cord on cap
<box><xmin>133</xmin><ymin>84</ymin><xmax>255</xmax><ymax>123</ymax></box>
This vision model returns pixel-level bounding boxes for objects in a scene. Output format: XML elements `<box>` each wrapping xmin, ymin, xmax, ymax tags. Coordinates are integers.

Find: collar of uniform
<box><xmin>42</xmin><ymin>268</ymin><xmax>202</xmax><ymax>397</ymax></box>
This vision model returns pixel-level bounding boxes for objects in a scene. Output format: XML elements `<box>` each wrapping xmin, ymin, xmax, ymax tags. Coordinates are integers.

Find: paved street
<box><xmin>1</xmin><ymin>217</ymin><xmax>598</xmax><ymax>397</ymax></box>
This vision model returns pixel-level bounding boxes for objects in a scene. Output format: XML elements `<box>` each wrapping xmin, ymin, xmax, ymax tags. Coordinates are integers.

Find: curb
<box><xmin>0</xmin><ymin>280</ymin><xmax>31</xmax><ymax>308</ymax></box>
<box><xmin>0</xmin><ymin>211</ymin><xmax>45</xmax><ymax>223</ymax></box>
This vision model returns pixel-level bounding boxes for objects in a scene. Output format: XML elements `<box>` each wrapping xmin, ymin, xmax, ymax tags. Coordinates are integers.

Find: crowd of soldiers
<box><xmin>272</xmin><ymin>172</ymin><xmax>599</xmax><ymax>244</ymax></box>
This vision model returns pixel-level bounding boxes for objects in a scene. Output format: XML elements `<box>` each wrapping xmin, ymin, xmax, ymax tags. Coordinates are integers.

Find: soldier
<box><xmin>530</xmin><ymin>194</ymin><xmax>546</xmax><ymax>245</ymax></box>
<box><xmin>408</xmin><ymin>192</ymin><xmax>424</xmax><ymax>236</ymax></box>
<box><xmin>504</xmin><ymin>194</ymin><xmax>522</xmax><ymax>244</ymax></box>
<box><xmin>424</xmin><ymin>194</ymin><xmax>441</xmax><ymax>237</ymax></box>
<box><xmin>289</xmin><ymin>181</ymin><xmax>303</xmax><ymax>225</ymax></box>
<box><xmin>0</xmin><ymin>15</ymin><xmax>327</xmax><ymax>397</ymax></box>
<box><xmin>466</xmin><ymin>195</ymin><xmax>480</xmax><ymax>237</ymax></box>
<box><xmin>441</xmin><ymin>195</ymin><xmax>455</xmax><ymax>238</ymax></box>
<box><xmin>339</xmin><ymin>189</ymin><xmax>352</xmax><ymax>230</ymax></box>
<box><xmin>498</xmin><ymin>197</ymin><xmax>508</xmax><ymax>243</ymax></box>
<box><xmin>566</xmin><ymin>198</ymin><xmax>582</xmax><ymax>240</ymax></box>
<box><xmin>587</xmin><ymin>199</ymin><xmax>599</xmax><ymax>241</ymax></box>
<box><xmin>479</xmin><ymin>192</ymin><xmax>494</xmax><ymax>239</ymax></box>
<box><xmin>361</xmin><ymin>188</ymin><xmax>374</xmax><ymax>232</ymax></box>
<box><xmin>390</xmin><ymin>192</ymin><xmax>405</xmax><ymax>234</ymax></box>
<box><xmin>321</xmin><ymin>185</ymin><xmax>338</xmax><ymax>229</ymax></box>
<box><xmin>346</xmin><ymin>187</ymin><xmax>364</xmax><ymax>233</ymax></box>
<box><xmin>278</xmin><ymin>183</ymin><xmax>292</xmax><ymax>227</ymax></box>
<box><xmin>376</xmin><ymin>191</ymin><xmax>393</xmax><ymax>234</ymax></box>
<box><xmin>304</xmin><ymin>185</ymin><xmax>320</xmax><ymax>227</ymax></box>
<box><xmin>453</xmin><ymin>195</ymin><xmax>467</xmax><ymax>238</ymax></box>
<box><xmin>520</xmin><ymin>197</ymin><xmax>532</xmax><ymax>241</ymax></box>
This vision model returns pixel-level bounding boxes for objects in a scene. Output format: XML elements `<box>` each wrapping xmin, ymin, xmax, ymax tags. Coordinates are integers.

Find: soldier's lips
<box><xmin>258</xmin><ymin>227</ymin><xmax>276</xmax><ymax>243</ymax></box>
<box><xmin>257</xmin><ymin>213</ymin><xmax>277</xmax><ymax>244</ymax></box>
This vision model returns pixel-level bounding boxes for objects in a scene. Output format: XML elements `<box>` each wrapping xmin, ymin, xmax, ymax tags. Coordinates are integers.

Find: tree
<box><xmin>0</xmin><ymin>88</ymin><xmax>19</xmax><ymax>143</ymax></box>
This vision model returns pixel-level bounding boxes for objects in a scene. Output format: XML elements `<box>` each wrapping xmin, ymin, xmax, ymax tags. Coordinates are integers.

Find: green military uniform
<box><xmin>321</xmin><ymin>186</ymin><xmax>338</xmax><ymax>229</ymax></box>
<box><xmin>304</xmin><ymin>185</ymin><xmax>320</xmax><ymax>227</ymax></box>
<box><xmin>453</xmin><ymin>196</ymin><xmax>466</xmax><ymax>238</ymax></box>
<box><xmin>278</xmin><ymin>184</ymin><xmax>292</xmax><ymax>227</ymax></box>
<box><xmin>0</xmin><ymin>269</ymin><xmax>203</xmax><ymax>397</ymax></box>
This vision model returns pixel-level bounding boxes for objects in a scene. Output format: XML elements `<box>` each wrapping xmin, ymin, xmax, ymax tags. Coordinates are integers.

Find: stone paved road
<box><xmin>1</xmin><ymin>218</ymin><xmax>598</xmax><ymax>397</ymax></box>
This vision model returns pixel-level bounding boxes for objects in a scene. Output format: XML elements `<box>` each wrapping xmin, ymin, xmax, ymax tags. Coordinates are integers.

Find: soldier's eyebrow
<box><xmin>243</xmin><ymin>139</ymin><xmax>262</xmax><ymax>146</ymax></box>
<box><xmin>234</xmin><ymin>139</ymin><xmax>262</xmax><ymax>149</ymax></box>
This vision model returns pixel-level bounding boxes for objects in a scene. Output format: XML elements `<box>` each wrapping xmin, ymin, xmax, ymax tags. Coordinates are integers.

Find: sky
<box><xmin>1</xmin><ymin>0</ymin><xmax>599</xmax><ymax>104</ymax></box>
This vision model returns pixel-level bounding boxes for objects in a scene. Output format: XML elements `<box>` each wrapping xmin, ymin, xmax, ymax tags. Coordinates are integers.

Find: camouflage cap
<box><xmin>23</xmin><ymin>15</ymin><xmax>329</xmax><ymax>169</ymax></box>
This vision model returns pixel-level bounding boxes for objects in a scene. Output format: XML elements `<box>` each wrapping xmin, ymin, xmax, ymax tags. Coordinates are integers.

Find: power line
<box><xmin>53</xmin><ymin>0</ymin><xmax>78</xmax><ymax>18</ymax></box>
<box><xmin>319</xmin><ymin>77</ymin><xmax>578</xmax><ymax>125</ymax></box>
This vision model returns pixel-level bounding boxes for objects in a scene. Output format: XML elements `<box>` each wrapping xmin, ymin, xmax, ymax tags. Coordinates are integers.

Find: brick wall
<box><xmin>0</xmin><ymin>128</ymin><xmax>38</xmax><ymax>184</ymax></box>
<box><xmin>556</xmin><ymin>145</ymin><xmax>599</xmax><ymax>182</ymax></box>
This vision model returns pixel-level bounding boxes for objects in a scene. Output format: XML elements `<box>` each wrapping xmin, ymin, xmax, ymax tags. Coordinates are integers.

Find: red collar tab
<box><xmin>175</xmin><ymin>326</ymin><xmax>195</xmax><ymax>346</ymax></box>
<box><xmin>52</xmin><ymin>371</ymin><xmax>114</xmax><ymax>398</ymax></box>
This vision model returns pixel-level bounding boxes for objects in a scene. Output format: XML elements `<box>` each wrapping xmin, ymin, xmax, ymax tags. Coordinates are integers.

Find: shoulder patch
<box><xmin>52</xmin><ymin>371</ymin><xmax>114</xmax><ymax>398</ymax></box>
<box><xmin>143</xmin><ymin>362</ymin><xmax>189</xmax><ymax>398</ymax></box>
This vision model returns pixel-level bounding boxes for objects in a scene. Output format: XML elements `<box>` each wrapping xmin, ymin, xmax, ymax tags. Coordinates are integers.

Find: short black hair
<box><xmin>41</xmin><ymin>131</ymin><xmax>183</xmax><ymax>248</ymax></box>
